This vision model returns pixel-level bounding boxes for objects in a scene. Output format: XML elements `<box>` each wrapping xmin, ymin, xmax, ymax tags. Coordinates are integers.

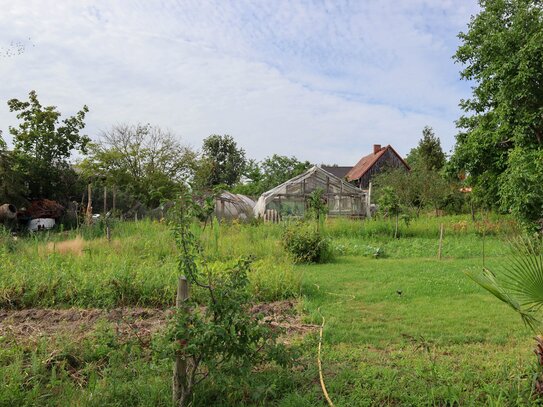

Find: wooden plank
<box><xmin>173</xmin><ymin>276</ymin><xmax>190</xmax><ymax>406</ymax></box>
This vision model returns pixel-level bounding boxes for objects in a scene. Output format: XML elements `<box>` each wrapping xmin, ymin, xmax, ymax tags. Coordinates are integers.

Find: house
<box><xmin>322</xmin><ymin>144</ymin><xmax>410</xmax><ymax>189</ymax></box>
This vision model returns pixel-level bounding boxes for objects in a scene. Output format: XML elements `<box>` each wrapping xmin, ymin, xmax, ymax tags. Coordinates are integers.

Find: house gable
<box><xmin>346</xmin><ymin>145</ymin><xmax>409</xmax><ymax>189</ymax></box>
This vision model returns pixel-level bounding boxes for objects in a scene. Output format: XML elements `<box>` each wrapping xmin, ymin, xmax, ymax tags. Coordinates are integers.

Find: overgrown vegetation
<box><xmin>168</xmin><ymin>192</ymin><xmax>295</xmax><ymax>405</ymax></box>
<box><xmin>450</xmin><ymin>0</ymin><xmax>543</xmax><ymax>228</ymax></box>
<box><xmin>282</xmin><ymin>222</ymin><xmax>332</xmax><ymax>264</ymax></box>
<box><xmin>2</xmin><ymin>214</ymin><xmax>541</xmax><ymax>405</ymax></box>
<box><xmin>0</xmin><ymin>220</ymin><xmax>300</xmax><ymax>308</ymax></box>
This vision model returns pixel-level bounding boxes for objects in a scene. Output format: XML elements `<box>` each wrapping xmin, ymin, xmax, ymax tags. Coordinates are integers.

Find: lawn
<box><xmin>300</xmin><ymin>255</ymin><xmax>533</xmax><ymax>406</ymax></box>
<box><xmin>0</xmin><ymin>215</ymin><xmax>538</xmax><ymax>406</ymax></box>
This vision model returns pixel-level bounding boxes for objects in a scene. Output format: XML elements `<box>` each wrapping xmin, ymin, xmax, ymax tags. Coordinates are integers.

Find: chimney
<box><xmin>373</xmin><ymin>144</ymin><xmax>382</xmax><ymax>154</ymax></box>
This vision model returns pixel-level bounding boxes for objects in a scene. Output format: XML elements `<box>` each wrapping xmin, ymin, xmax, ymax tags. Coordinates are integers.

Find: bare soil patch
<box><xmin>0</xmin><ymin>300</ymin><xmax>316</xmax><ymax>344</ymax></box>
<box><xmin>0</xmin><ymin>307</ymin><xmax>167</xmax><ymax>344</ymax></box>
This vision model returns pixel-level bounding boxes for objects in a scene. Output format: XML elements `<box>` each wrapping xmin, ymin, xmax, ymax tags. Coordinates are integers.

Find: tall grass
<box><xmin>0</xmin><ymin>215</ymin><xmax>516</xmax><ymax>308</ymax></box>
<box><xmin>0</xmin><ymin>220</ymin><xmax>298</xmax><ymax>308</ymax></box>
<box><xmin>0</xmin><ymin>214</ymin><xmax>533</xmax><ymax>406</ymax></box>
<box><xmin>325</xmin><ymin>213</ymin><xmax>517</xmax><ymax>239</ymax></box>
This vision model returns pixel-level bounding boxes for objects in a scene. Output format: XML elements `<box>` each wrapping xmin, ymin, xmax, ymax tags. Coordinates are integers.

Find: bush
<box><xmin>282</xmin><ymin>223</ymin><xmax>332</xmax><ymax>264</ymax></box>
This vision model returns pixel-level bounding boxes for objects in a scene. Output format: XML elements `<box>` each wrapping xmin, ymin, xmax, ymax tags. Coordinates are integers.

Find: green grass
<box><xmin>1</xmin><ymin>214</ymin><xmax>540</xmax><ymax>405</ymax></box>
<box><xmin>0</xmin><ymin>220</ymin><xmax>298</xmax><ymax>307</ymax></box>
<box><xmin>296</xmin><ymin>254</ymin><xmax>536</xmax><ymax>406</ymax></box>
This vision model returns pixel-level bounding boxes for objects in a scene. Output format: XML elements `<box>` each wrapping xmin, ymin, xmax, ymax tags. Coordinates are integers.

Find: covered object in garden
<box><xmin>254</xmin><ymin>166</ymin><xmax>366</xmax><ymax>219</ymax></box>
<box><xmin>215</xmin><ymin>192</ymin><xmax>255</xmax><ymax>221</ymax></box>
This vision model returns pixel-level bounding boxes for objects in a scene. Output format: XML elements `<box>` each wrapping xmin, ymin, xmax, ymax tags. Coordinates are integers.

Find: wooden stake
<box><xmin>173</xmin><ymin>276</ymin><xmax>189</xmax><ymax>406</ymax></box>
<box><xmin>103</xmin><ymin>185</ymin><xmax>107</xmax><ymax>214</ymax></box>
<box><xmin>438</xmin><ymin>223</ymin><xmax>444</xmax><ymax>260</ymax></box>
<box><xmin>86</xmin><ymin>183</ymin><xmax>93</xmax><ymax>226</ymax></box>
<box><xmin>366</xmin><ymin>182</ymin><xmax>372</xmax><ymax>219</ymax></box>
<box><xmin>112</xmin><ymin>186</ymin><xmax>116</xmax><ymax>214</ymax></box>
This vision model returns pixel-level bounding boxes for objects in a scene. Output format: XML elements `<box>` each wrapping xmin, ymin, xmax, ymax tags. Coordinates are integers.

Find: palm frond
<box><xmin>501</xmin><ymin>237</ymin><xmax>543</xmax><ymax>311</ymax></box>
<box><xmin>465</xmin><ymin>266</ymin><xmax>541</xmax><ymax>332</ymax></box>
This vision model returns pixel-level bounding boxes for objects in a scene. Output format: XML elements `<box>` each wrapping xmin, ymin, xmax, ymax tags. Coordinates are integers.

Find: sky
<box><xmin>0</xmin><ymin>0</ymin><xmax>479</xmax><ymax>165</ymax></box>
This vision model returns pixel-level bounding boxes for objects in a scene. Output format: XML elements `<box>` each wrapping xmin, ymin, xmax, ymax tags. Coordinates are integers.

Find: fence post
<box><xmin>112</xmin><ymin>186</ymin><xmax>116</xmax><ymax>215</ymax></box>
<box><xmin>438</xmin><ymin>223</ymin><xmax>444</xmax><ymax>260</ymax></box>
<box><xmin>103</xmin><ymin>185</ymin><xmax>107</xmax><ymax>214</ymax></box>
<box><xmin>105</xmin><ymin>213</ymin><xmax>111</xmax><ymax>242</ymax></box>
<box><xmin>173</xmin><ymin>276</ymin><xmax>189</xmax><ymax>406</ymax></box>
<box><xmin>86</xmin><ymin>183</ymin><xmax>93</xmax><ymax>226</ymax></box>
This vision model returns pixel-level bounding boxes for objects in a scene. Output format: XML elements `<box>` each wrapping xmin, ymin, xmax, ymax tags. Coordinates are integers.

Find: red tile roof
<box><xmin>345</xmin><ymin>145</ymin><xmax>410</xmax><ymax>181</ymax></box>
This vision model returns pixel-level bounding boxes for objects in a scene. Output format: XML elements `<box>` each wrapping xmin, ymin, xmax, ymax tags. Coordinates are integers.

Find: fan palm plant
<box><xmin>467</xmin><ymin>236</ymin><xmax>543</xmax><ymax>393</ymax></box>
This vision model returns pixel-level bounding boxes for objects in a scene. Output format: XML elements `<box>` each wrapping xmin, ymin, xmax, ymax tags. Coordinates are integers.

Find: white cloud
<box><xmin>0</xmin><ymin>0</ymin><xmax>478</xmax><ymax>165</ymax></box>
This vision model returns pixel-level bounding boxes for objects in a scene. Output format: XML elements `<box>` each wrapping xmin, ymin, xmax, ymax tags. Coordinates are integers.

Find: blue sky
<box><xmin>0</xmin><ymin>0</ymin><xmax>479</xmax><ymax>165</ymax></box>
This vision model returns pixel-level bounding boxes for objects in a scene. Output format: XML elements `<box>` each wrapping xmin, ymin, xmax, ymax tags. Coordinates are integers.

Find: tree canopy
<box><xmin>0</xmin><ymin>131</ymin><xmax>25</xmax><ymax>204</ymax></box>
<box><xmin>7</xmin><ymin>90</ymin><xmax>89</xmax><ymax>201</ymax></box>
<box><xmin>233</xmin><ymin>154</ymin><xmax>311</xmax><ymax>196</ymax></box>
<box><xmin>200</xmin><ymin>134</ymin><xmax>246</xmax><ymax>188</ymax></box>
<box><xmin>80</xmin><ymin>124</ymin><xmax>196</xmax><ymax>208</ymax></box>
<box><xmin>450</xmin><ymin>0</ymin><xmax>543</xmax><ymax>224</ymax></box>
<box><xmin>376</xmin><ymin>127</ymin><xmax>459</xmax><ymax>215</ymax></box>
<box><xmin>406</xmin><ymin>126</ymin><xmax>446</xmax><ymax>171</ymax></box>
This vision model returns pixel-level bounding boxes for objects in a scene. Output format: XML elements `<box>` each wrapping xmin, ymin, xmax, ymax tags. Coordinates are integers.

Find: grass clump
<box><xmin>249</xmin><ymin>258</ymin><xmax>302</xmax><ymax>301</ymax></box>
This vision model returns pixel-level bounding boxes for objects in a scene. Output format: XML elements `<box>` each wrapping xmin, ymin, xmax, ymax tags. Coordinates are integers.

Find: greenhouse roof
<box><xmin>259</xmin><ymin>165</ymin><xmax>363</xmax><ymax>198</ymax></box>
<box><xmin>254</xmin><ymin>166</ymin><xmax>365</xmax><ymax>218</ymax></box>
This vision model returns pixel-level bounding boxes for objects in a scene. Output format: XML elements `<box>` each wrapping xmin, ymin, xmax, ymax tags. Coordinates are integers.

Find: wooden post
<box><xmin>366</xmin><ymin>182</ymin><xmax>372</xmax><ymax>219</ymax></box>
<box><xmin>112</xmin><ymin>186</ymin><xmax>117</xmax><ymax>214</ymax></box>
<box><xmin>86</xmin><ymin>183</ymin><xmax>93</xmax><ymax>226</ymax></box>
<box><xmin>438</xmin><ymin>223</ymin><xmax>444</xmax><ymax>260</ymax></box>
<box><xmin>340</xmin><ymin>182</ymin><xmax>343</xmax><ymax>214</ymax></box>
<box><xmin>173</xmin><ymin>276</ymin><xmax>190</xmax><ymax>406</ymax></box>
<box><xmin>103</xmin><ymin>185</ymin><xmax>107</xmax><ymax>214</ymax></box>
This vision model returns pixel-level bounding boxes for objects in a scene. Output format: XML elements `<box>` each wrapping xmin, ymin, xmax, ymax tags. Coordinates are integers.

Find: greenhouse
<box><xmin>215</xmin><ymin>192</ymin><xmax>255</xmax><ymax>221</ymax></box>
<box><xmin>254</xmin><ymin>166</ymin><xmax>367</xmax><ymax>220</ymax></box>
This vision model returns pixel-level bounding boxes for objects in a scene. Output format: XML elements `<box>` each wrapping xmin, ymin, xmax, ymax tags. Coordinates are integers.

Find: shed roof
<box><xmin>320</xmin><ymin>165</ymin><xmax>352</xmax><ymax>179</ymax></box>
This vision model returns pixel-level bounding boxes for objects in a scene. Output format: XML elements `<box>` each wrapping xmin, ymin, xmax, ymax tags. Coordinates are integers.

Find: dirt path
<box><xmin>0</xmin><ymin>300</ymin><xmax>316</xmax><ymax>343</ymax></box>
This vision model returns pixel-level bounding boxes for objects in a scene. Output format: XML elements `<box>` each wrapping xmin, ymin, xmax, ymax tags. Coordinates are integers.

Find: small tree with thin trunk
<box><xmin>169</xmin><ymin>191</ymin><xmax>294</xmax><ymax>406</ymax></box>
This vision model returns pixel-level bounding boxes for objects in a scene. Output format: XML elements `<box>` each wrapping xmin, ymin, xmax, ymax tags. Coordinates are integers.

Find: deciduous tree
<box><xmin>7</xmin><ymin>90</ymin><xmax>89</xmax><ymax>201</ymax></box>
<box><xmin>0</xmin><ymin>131</ymin><xmax>26</xmax><ymax>204</ymax></box>
<box><xmin>200</xmin><ymin>135</ymin><xmax>246</xmax><ymax>188</ymax></box>
<box><xmin>233</xmin><ymin>154</ymin><xmax>311</xmax><ymax>196</ymax></box>
<box><xmin>450</xmin><ymin>0</ymin><xmax>543</xmax><ymax>223</ymax></box>
<box><xmin>80</xmin><ymin>124</ymin><xmax>196</xmax><ymax>208</ymax></box>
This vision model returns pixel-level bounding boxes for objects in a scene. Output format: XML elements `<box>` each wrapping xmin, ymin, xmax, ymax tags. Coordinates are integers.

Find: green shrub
<box><xmin>282</xmin><ymin>223</ymin><xmax>332</xmax><ymax>264</ymax></box>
